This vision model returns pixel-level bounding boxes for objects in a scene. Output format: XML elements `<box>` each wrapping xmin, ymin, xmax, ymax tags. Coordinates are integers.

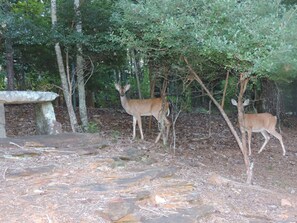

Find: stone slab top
<box><xmin>0</xmin><ymin>91</ymin><xmax>59</xmax><ymax>104</ymax></box>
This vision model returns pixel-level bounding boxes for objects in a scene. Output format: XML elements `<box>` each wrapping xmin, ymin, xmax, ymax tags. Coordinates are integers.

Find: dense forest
<box><xmin>1</xmin><ymin>0</ymin><xmax>296</xmax><ymax>112</ymax></box>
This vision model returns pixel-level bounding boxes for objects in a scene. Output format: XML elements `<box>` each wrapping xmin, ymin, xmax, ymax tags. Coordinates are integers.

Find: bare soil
<box><xmin>0</xmin><ymin>104</ymin><xmax>297</xmax><ymax>223</ymax></box>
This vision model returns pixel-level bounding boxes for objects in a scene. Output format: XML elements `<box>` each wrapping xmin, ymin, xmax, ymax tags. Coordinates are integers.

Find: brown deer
<box><xmin>115</xmin><ymin>83</ymin><xmax>170</xmax><ymax>144</ymax></box>
<box><xmin>231</xmin><ymin>99</ymin><xmax>286</xmax><ymax>156</ymax></box>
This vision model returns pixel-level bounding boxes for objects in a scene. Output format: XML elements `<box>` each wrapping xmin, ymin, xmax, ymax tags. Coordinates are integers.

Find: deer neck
<box><xmin>120</xmin><ymin>94</ymin><xmax>130</xmax><ymax>110</ymax></box>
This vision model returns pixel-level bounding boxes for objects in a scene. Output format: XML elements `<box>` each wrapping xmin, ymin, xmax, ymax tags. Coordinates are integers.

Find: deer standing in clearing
<box><xmin>115</xmin><ymin>83</ymin><xmax>171</xmax><ymax>144</ymax></box>
<box><xmin>231</xmin><ymin>99</ymin><xmax>286</xmax><ymax>156</ymax></box>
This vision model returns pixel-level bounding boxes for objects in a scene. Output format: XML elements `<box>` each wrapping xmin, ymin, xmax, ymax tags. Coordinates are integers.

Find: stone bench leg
<box><xmin>36</xmin><ymin>102</ymin><xmax>61</xmax><ymax>135</ymax></box>
<box><xmin>0</xmin><ymin>103</ymin><xmax>6</xmax><ymax>138</ymax></box>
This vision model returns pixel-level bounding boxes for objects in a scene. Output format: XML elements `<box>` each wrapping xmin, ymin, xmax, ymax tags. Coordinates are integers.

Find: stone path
<box><xmin>0</xmin><ymin>133</ymin><xmax>296</xmax><ymax>222</ymax></box>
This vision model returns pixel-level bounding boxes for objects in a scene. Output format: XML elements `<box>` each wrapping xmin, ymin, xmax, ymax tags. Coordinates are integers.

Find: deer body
<box><xmin>231</xmin><ymin>99</ymin><xmax>286</xmax><ymax>156</ymax></box>
<box><xmin>115</xmin><ymin>84</ymin><xmax>170</xmax><ymax>144</ymax></box>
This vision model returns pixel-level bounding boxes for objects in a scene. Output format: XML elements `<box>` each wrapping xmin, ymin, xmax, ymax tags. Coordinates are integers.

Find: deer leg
<box><xmin>137</xmin><ymin>116</ymin><xmax>144</xmax><ymax>140</ymax></box>
<box><xmin>154</xmin><ymin>115</ymin><xmax>163</xmax><ymax>144</ymax></box>
<box><xmin>258</xmin><ymin>131</ymin><xmax>270</xmax><ymax>154</ymax></box>
<box><xmin>132</xmin><ymin>116</ymin><xmax>137</xmax><ymax>140</ymax></box>
<box><xmin>154</xmin><ymin>114</ymin><xmax>170</xmax><ymax>145</ymax></box>
<box><xmin>155</xmin><ymin>132</ymin><xmax>161</xmax><ymax>144</ymax></box>
<box><xmin>268</xmin><ymin>130</ymin><xmax>286</xmax><ymax>156</ymax></box>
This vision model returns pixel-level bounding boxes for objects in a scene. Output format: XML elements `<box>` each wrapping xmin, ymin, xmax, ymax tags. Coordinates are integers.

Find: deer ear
<box><xmin>231</xmin><ymin>99</ymin><xmax>237</xmax><ymax>106</ymax></box>
<box><xmin>115</xmin><ymin>83</ymin><xmax>120</xmax><ymax>91</ymax></box>
<box><xmin>124</xmin><ymin>84</ymin><xmax>131</xmax><ymax>92</ymax></box>
<box><xmin>243</xmin><ymin>99</ymin><xmax>250</xmax><ymax>106</ymax></box>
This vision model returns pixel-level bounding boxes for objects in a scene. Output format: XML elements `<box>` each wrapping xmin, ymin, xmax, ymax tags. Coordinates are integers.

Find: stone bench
<box><xmin>0</xmin><ymin>91</ymin><xmax>62</xmax><ymax>138</ymax></box>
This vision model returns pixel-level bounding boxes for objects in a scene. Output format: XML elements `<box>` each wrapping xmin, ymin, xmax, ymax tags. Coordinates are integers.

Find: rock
<box><xmin>281</xmin><ymin>198</ymin><xmax>292</xmax><ymax>207</ymax></box>
<box><xmin>154</xmin><ymin>194</ymin><xmax>166</xmax><ymax>204</ymax></box>
<box><xmin>115</xmin><ymin>214</ymin><xmax>140</xmax><ymax>223</ymax></box>
<box><xmin>143</xmin><ymin>213</ymin><xmax>194</xmax><ymax>223</ymax></box>
<box><xmin>0</xmin><ymin>103</ymin><xmax>5</xmax><ymax>137</ymax></box>
<box><xmin>106</xmin><ymin>199</ymin><xmax>135</xmax><ymax>221</ymax></box>
<box><xmin>5</xmin><ymin>165</ymin><xmax>56</xmax><ymax>178</ymax></box>
<box><xmin>116</xmin><ymin>168</ymin><xmax>176</xmax><ymax>186</ymax></box>
<box><xmin>207</xmin><ymin>173</ymin><xmax>229</xmax><ymax>186</ymax></box>
<box><xmin>136</xmin><ymin>191</ymin><xmax>151</xmax><ymax>201</ymax></box>
<box><xmin>36</xmin><ymin>102</ymin><xmax>62</xmax><ymax>135</ymax></box>
<box><xmin>143</xmin><ymin>205</ymin><xmax>217</xmax><ymax>223</ymax></box>
<box><xmin>0</xmin><ymin>91</ymin><xmax>58</xmax><ymax>104</ymax></box>
<box><xmin>0</xmin><ymin>91</ymin><xmax>60</xmax><ymax>138</ymax></box>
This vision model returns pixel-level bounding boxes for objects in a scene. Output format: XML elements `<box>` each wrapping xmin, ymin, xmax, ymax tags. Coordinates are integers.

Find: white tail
<box><xmin>231</xmin><ymin>99</ymin><xmax>286</xmax><ymax>156</ymax></box>
<box><xmin>115</xmin><ymin>83</ymin><xmax>171</xmax><ymax>144</ymax></box>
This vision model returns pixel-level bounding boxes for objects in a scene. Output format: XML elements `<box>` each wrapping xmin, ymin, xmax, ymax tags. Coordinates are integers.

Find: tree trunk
<box><xmin>148</xmin><ymin>60</ymin><xmax>156</xmax><ymax>134</ymax></box>
<box><xmin>184</xmin><ymin>57</ymin><xmax>252</xmax><ymax>184</ymax></box>
<box><xmin>237</xmin><ymin>74</ymin><xmax>253</xmax><ymax>184</ymax></box>
<box><xmin>51</xmin><ymin>0</ymin><xmax>78</xmax><ymax>132</ymax></box>
<box><xmin>74</xmin><ymin>0</ymin><xmax>88</xmax><ymax>130</ymax></box>
<box><xmin>221</xmin><ymin>70</ymin><xmax>229</xmax><ymax>109</ymax></box>
<box><xmin>5</xmin><ymin>38</ymin><xmax>15</xmax><ymax>90</ymax></box>
<box><xmin>259</xmin><ymin>79</ymin><xmax>283</xmax><ymax>115</ymax></box>
<box><xmin>159</xmin><ymin>65</ymin><xmax>169</xmax><ymax>145</ymax></box>
<box><xmin>132</xmin><ymin>49</ymin><xmax>142</xmax><ymax>99</ymax></box>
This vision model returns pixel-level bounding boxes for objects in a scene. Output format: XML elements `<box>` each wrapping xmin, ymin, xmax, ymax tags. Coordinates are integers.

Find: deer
<box><xmin>115</xmin><ymin>83</ymin><xmax>171</xmax><ymax>144</ymax></box>
<box><xmin>231</xmin><ymin>99</ymin><xmax>286</xmax><ymax>156</ymax></box>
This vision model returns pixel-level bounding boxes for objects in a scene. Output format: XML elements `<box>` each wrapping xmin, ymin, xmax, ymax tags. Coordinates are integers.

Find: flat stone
<box><xmin>281</xmin><ymin>198</ymin><xmax>293</xmax><ymax>207</ymax></box>
<box><xmin>106</xmin><ymin>199</ymin><xmax>136</xmax><ymax>221</ymax></box>
<box><xmin>116</xmin><ymin>168</ymin><xmax>176</xmax><ymax>185</ymax></box>
<box><xmin>143</xmin><ymin>205</ymin><xmax>216</xmax><ymax>223</ymax></box>
<box><xmin>5</xmin><ymin>165</ymin><xmax>56</xmax><ymax>178</ymax></box>
<box><xmin>143</xmin><ymin>214</ymin><xmax>194</xmax><ymax>223</ymax></box>
<box><xmin>0</xmin><ymin>91</ymin><xmax>60</xmax><ymax>138</ymax></box>
<box><xmin>0</xmin><ymin>91</ymin><xmax>58</xmax><ymax>104</ymax></box>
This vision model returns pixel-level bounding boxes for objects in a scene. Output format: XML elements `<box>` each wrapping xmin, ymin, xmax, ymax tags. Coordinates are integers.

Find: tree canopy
<box><xmin>113</xmin><ymin>0</ymin><xmax>297</xmax><ymax>80</ymax></box>
<box><xmin>0</xmin><ymin>0</ymin><xmax>297</xmax><ymax>112</ymax></box>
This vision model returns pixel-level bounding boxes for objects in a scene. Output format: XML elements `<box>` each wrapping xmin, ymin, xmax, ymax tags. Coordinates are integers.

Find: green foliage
<box><xmin>24</xmin><ymin>71</ymin><xmax>58</xmax><ymax>91</ymax></box>
<box><xmin>126</xmin><ymin>69</ymin><xmax>151</xmax><ymax>99</ymax></box>
<box><xmin>140</xmin><ymin>67</ymin><xmax>151</xmax><ymax>98</ymax></box>
<box><xmin>1</xmin><ymin>0</ymin><xmax>297</xmax><ymax>112</ymax></box>
<box><xmin>0</xmin><ymin>0</ymin><xmax>126</xmax><ymax>93</ymax></box>
<box><xmin>85</xmin><ymin>121</ymin><xmax>100</xmax><ymax>133</ymax></box>
<box><xmin>0</xmin><ymin>72</ymin><xmax>5</xmax><ymax>90</ymax></box>
<box><xmin>3</xmin><ymin>0</ymin><xmax>51</xmax><ymax>45</ymax></box>
<box><xmin>111</xmin><ymin>0</ymin><xmax>297</xmax><ymax>112</ymax></box>
<box><xmin>114</xmin><ymin>0</ymin><xmax>297</xmax><ymax>81</ymax></box>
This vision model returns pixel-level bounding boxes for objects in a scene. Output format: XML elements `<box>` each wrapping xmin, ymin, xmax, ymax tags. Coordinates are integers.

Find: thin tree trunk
<box><xmin>5</xmin><ymin>38</ymin><xmax>15</xmax><ymax>90</ymax></box>
<box><xmin>160</xmin><ymin>65</ymin><xmax>169</xmax><ymax>144</ymax></box>
<box><xmin>148</xmin><ymin>60</ymin><xmax>156</xmax><ymax>134</ymax></box>
<box><xmin>132</xmin><ymin>49</ymin><xmax>142</xmax><ymax>99</ymax></box>
<box><xmin>221</xmin><ymin>70</ymin><xmax>229</xmax><ymax>109</ymax></box>
<box><xmin>74</xmin><ymin>0</ymin><xmax>88</xmax><ymax>129</ymax></box>
<box><xmin>51</xmin><ymin>0</ymin><xmax>78</xmax><ymax>132</ymax></box>
<box><xmin>275</xmin><ymin>82</ymin><xmax>282</xmax><ymax>133</ymax></box>
<box><xmin>184</xmin><ymin>57</ymin><xmax>252</xmax><ymax>183</ymax></box>
<box><xmin>237</xmin><ymin>74</ymin><xmax>253</xmax><ymax>184</ymax></box>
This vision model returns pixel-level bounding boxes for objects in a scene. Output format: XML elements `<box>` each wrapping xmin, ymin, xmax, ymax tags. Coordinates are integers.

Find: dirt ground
<box><xmin>0</xmin><ymin>104</ymin><xmax>297</xmax><ymax>223</ymax></box>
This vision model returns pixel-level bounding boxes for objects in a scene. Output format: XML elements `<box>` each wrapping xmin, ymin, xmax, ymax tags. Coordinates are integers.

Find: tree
<box><xmin>1</xmin><ymin>1</ymin><xmax>16</xmax><ymax>90</ymax></box>
<box><xmin>1</xmin><ymin>0</ymin><xmax>56</xmax><ymax>91</ymax></box>
<box><xmin>51</xmin><ymin>0</ymin><xmax>78</xmax><ymax>132</ymax></box>
<box><xmin>74</xmin><ymin>0</ymin><xmax>88</xmax><ymax>129</ymax></box>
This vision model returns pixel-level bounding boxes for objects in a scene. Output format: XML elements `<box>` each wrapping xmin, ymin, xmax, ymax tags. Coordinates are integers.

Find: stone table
<box><xmin>0</xmin><ymin>91</ymin><xmax>61</xmax><ymax>138</ymax></box>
